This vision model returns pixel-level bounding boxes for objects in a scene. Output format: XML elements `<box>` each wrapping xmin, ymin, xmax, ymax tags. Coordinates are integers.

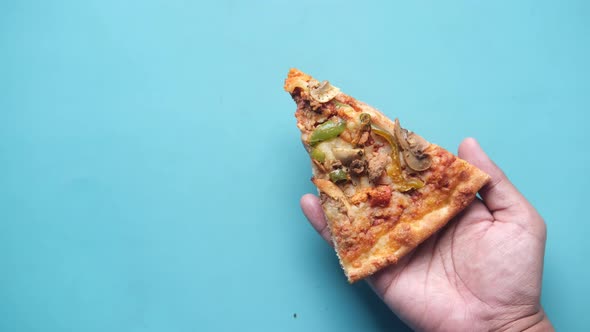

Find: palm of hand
<box><xmin>369</xmin><ymin>200</ymin><xmax>545</xmax><ymax>331</ymax></box>
<box><xmin>301</xmin><ymin>139</ymin><xmax>549</xmax><ymax>332</ymax></box>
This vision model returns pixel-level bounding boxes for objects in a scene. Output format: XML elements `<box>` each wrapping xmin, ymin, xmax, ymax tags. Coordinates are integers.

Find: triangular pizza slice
<box><xmin>285</xmin><ymin>68</ymin><xmax>490</xmax><ymax>282</ymax></box>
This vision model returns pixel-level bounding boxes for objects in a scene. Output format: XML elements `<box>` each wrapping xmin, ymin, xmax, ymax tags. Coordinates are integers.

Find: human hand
<box><xmin>301</xmin><ymin>138</ymin><xmax>554</xmax><ymax>332</ymax></box>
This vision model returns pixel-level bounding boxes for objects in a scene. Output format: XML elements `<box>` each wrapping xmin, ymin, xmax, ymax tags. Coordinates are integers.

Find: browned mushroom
<box><xmin>349</xmin><ymin>159</ymin><xmax>366</xmax><ymax>175</ymax></box>
<box><xmin>402</xmin><ymin>150</ymin><xmax>431</xmax><ymax>172</ymax></box>
<box><xmin>332</xmin><ymin>147</ymin><xmax>364</xmax><ymax>165</ymax></box>
<box><xmin>393</xmin><ymin>118</ymin><xmax>432</xmax><ymax>172</ymax></box>
<box><xmin>309</xmin><ymin>80</ymin><xmax>340</xmax><ymax>103</ymax></box>
<box><xmin>393</xmin><ymin>119</ymin><xmax>410</xmax><ymax>151</ymax></box>
<box><xmin>406</xmin><ymin>132</ymin><xmax>429</xmax><ymax>157</ymax></box>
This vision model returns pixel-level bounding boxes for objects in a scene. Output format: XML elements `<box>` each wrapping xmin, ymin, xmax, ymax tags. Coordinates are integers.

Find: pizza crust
<box><xmin>285</xmin><ymin>68</ymin><xmax>490</xmax><ymax>283</ymax></box>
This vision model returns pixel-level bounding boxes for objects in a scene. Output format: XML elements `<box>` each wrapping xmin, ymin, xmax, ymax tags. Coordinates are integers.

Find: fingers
<box><xmin>458</xmin><ymin>138</ymin><xmax>542</xmax><ymax>227</ymax></box>
<box><xmin>300</xmin><ymin>194</ymin><xmax>333</xmax><ymax>244</ymax></box>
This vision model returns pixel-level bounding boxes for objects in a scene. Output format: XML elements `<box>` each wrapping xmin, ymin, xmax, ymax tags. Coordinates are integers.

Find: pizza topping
<box><xmin>349</xmin><ymin>159</ymin><xmax>366</xmax><ymax>175</ymax></box>
<box><xmin>309</xmin><ymin>118</ymin><xmax>347</xmax><ymax>146</ymax></box>
<box><xmin>332</xmin><ymin>147</ymin><xmax>364</xmax><ymax>165</ymax></box>
<box><xmin>330</xmin><ymin>159</ymin><xmax>343</xmax><ymax>170</ymax></box>
<box><xmin>359</xmin><ymin>113</ymin><xmax>371</xmax><ymax>126</ymax></box>
<box><xmin>371</xmin><ymin>126</ymin><xmax>424</xmax><ymax>191</ymax></box>
<box><xmin>368</xmin><ymin>185</ymin><xmax>392</xmax><ymax>207</ymax></box>
<box><xmin>353</xmin><ymin>113</ymin><xmax>372</xmax><ymax>146</ymax></box>
<box><xmin>309</xmin><ymin>80</ymin><xmax>340</xmax><ymax>103</ymax></box>
<box><xmin>310</xmin><ymin>147</ymin><xmax>326</xmax><ymax>163</ymax></box>
<box><xmin>402</xmin><ymin>150</ymin><xmax>431</xmax><ymax>172</ymax></box>
<box><xmin>312</xmin><ymin>178</ymin><xmax>351</xmax><ymax>211</ymax></box>
<box><xmin>356</xmin><ymin>131</ymin><xmax>370</xmax><ymax>147</ymax></box>
<box><xmin>393</xmin><ymin>119</ymin><xmax>432</xmax><ymax>172</ymax></box>
<box><xmin>333</xmin><ymin>100</ymin><xmax>349</xmax><ymax>108</ymax></box>
<box><xmin>329</xmin><ymin>168</ymin><xmax>350</xmax><ymax>183</ymax></box>
<box><xmin>367</xmin><ymin>152</ymin><xmax>389</xmax><ymax>182</ymax></box>
<box><xmin>393</xmin><ymin>119</ymin><xmax>411</xmax><ymax>150</ymax></box>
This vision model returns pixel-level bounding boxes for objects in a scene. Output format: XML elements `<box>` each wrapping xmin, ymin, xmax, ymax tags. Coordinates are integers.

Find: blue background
<box><xmin>1</xmin><ymin>1</ymin><xmax>588</xmax><ymax>331</ymax></box>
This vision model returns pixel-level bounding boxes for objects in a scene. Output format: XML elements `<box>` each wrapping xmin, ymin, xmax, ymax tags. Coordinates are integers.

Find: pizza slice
<box><xmin>284</xmin><ymin>68</ymin><xmax>490</xmax><ymax>283</ymax></box>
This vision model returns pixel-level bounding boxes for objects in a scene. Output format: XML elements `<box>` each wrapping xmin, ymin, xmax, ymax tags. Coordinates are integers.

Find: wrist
<box><xmin>494</xmin><ymin>309</ymin><xmax>554</xmax><ymax>332</ymax></box>
<box><xmin>522</xmin><ymin>313</ymin><xmax>553</xmax><ymax>332</ymax></box>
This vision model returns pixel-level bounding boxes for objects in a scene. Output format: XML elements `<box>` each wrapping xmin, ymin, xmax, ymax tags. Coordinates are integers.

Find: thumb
<box><xmin>300</xmin><ymin>194</ymin><xmax>333</xmax><ymax>245</ymax></box>
<box><xmin>458</xmin><ymin>138</ymin><xmax>544</xmax><ymax>231</ymax></box>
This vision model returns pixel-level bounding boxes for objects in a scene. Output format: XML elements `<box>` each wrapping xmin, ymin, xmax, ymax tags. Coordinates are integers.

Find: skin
<box><xmin>301</xmin><ymin>138</ymin><xmax>554</xmax><ymax>332</ymax></box>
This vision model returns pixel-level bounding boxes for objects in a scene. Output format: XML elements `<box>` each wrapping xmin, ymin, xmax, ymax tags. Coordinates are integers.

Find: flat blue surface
<box><xmin>1</xmin><ymin>1</ymin><xmax>588</xmax><ymax>331</ymax></box>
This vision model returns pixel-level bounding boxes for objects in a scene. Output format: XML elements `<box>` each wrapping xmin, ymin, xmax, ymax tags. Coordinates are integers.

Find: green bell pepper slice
<box><xmin>309</xmin><ymin>119</ymin><xmax>346</xmax><ymax>146</ymax></box>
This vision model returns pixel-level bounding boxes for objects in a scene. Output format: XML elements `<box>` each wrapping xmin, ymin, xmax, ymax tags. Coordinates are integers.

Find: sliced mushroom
<box><xmin>402</xmin><ymin>150</ymin><xmax>431</xmax><ymax>172</ymax></box>
<box><xmin>332</xmin><ymin>147</ymin><xmax>364</xmax><ymax>165</ymax></box>
<box><xmin>393</xmin><ymin>118</ymin><xmax>432</xmax><ymax>172</ymax></box>
<box><xmin>406</xmin><ymin>132</ymin><xmax>429</xmax><ymax>157</ymax></box>
<box><xmin>309</xmin><ymin>80</ymin><xmax>340</xmax><ymax>103</ymax></box>
<box><xmin>349</xmin><ymin>159</ymin><xmax>366</xmax><ymax>175</ymax></box>
<box><xmin>393</xmin><ymin>119</ymin><xmax>410</xmax><ymax>150</ymax></box>
<box><xmin>329</xmin><ymin>159</ymin><xmax>343</xmax><ymax>170</ymax></box>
